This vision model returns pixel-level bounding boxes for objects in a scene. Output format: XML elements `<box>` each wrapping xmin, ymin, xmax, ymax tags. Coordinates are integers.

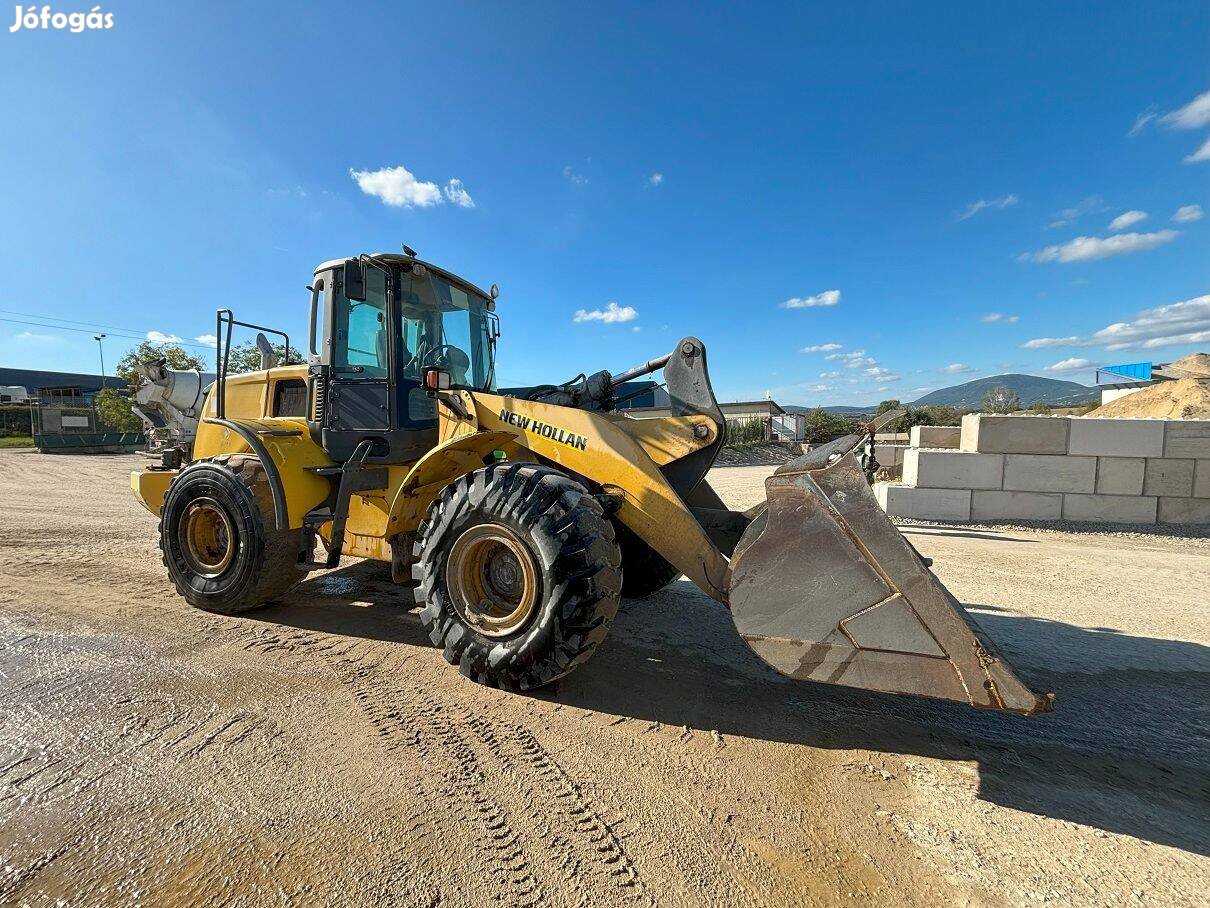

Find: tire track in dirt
<box><xmin>208</xmin><ymin>614</ymin><xmax>657</xmax><ymax>908</ymax></box>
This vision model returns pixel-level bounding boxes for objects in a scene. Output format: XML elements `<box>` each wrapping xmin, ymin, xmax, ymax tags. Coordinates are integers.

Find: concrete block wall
<box><xmin>876</xmin><ymin>416</ymin><xmax>1210</xmax><ymax>525</ymax></box>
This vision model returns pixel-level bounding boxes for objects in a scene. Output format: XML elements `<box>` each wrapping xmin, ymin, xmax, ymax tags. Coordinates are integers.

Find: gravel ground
<box><xmin>1</xmin><ymin>452</ymin><xmax>1207</xmax><ymax>907</ymax></box>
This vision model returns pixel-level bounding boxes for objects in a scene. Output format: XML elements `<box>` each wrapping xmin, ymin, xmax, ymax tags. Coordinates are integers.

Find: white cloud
<box><xmin>1107</xmin><ymin>210</ymin><xmax>1148</xmax><ymax>231</ymax></box>
<box><xmin>442</xmin><ymin>179</ymin><xmax>475</xmax><ymax>208</ymax></box>
<box><xmin>1020</xmin><ymin>336</ymin><xmax>1081</xmax><ymax>349</ymax></box>
<box><xmin>1173</xmin><ymin>204</ymin><xmax>1204</xmax><ymax>223</ymax></box>
<box><xmin>573</xmin><ymin>301</ymin><xmax>637</xmax><ymax>324</ymax></box>
<box><xmin>801</xmin><ymin>342</ymin><xmax>842</xmax><ymax>353</ymax></box>
<box><xmin>195</xmin><ymin>334</ymin><xmax>218</xmax><ymax>348</ymax></box>
<box><xmin>349</xmin><ymin>165</ymin><xmax>443</xmax><ymax>208</ymax></box>
<box><xmin>563</xmin><ymin>165</ymin><xmax>588</xmax><ymax>185</ymax></box>
<box><xmin>146</xmin><ymin>330</ymin><xmax>183</xmax><ymax>344</ymax></box>
<box><xmin>819</xmin><ymin>370</ymin><xmax>840</xmax><ymax>378</ymax></box>
<box><xmin>1160</xmin><ymin>89</ymin><xmax>1210</xmax><ymax>130</ymax></box>
<box><xmin>1020</xmin><ymin>230</ymin><xmax>1179</xmax><ymax>263</ymax></box>
<box><xmin>909</xmin><ymin>387</ymin><xmax>932</xmax><ymax>394</ymax></box>
<box><xmin>1127</xmin><ymin>109</ymin><xmax>1157</xmax><ymax>137</ymax></box>
<box><xmin>1020</xmin><ymin>293</ymin><xmax>1210</xmax><ymax>352</ymax></box>
<box><xmin>981</xmin><ymin>312</ymin><xmax>1020</xmax><ymax>324</ymax></box>
<box><xmin>824</xmin><ymin>350</ymin><xmax>877</xmax><ymax>372</ymax></box>
<box><xmin>1184</xmin><ymin>136</ymin><xmax>1210</xmax><ymax>164</ymax></box>
<box><xmin>1047</xmin><ymin>195</ymin><xmax>1107</xmax><ymax>229</ymax></box>
<box><xmin>957</xmin><ymin>194</ymin><xmax>1018</xmax><ymax>221</ymax></box>
<box><xmin>941</xmin><ymin>363</ymin><xmax>976</xmax><ymax>374</ymax></box>
<box><xmin>1044</xmin><ymin>357</ymin><xmax>1095</xmax><ymax>373</ymax></box>
<box><xmin>781</xmin><ymin>289</ymin><xmax>840</xmax><ymax>309</ymax></box>
<box><xmin>865</xmin><ymin>366</ymin><xmax>901</xmax><ymax>381</ymax></box>
<box><xmin>647</xmin><ymin>172</ymin><xmax>664</xmax><ymax>187</ymax></box>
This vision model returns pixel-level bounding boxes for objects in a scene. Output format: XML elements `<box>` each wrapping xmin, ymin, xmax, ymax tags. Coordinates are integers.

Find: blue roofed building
<box><xmin>1095</xmin><ymin>359</ymin><xmax>1204</xmax><ymax>405</ymax></box>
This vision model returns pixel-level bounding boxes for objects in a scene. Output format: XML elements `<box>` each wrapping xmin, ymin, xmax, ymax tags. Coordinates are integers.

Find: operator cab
<box><xmin>308</xmin><ymin>253</ymin><xmax>498</xmax><ymax>463</ymax></box>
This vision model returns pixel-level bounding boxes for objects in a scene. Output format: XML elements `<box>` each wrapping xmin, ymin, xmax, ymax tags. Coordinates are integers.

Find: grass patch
<box><xmin>0</xmin><ymin>436</ymin><xmax>34</xmax><ymax>448</ymax></box>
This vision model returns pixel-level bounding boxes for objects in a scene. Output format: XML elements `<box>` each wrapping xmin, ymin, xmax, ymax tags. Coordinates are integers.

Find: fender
<box><xmin>470</xmin><ymin>392</ymin><xmax>730</xmax><ymax>601</ymax></box>
<box><xmin>386</xmin><ymin>429</ymin><xmax>519</xmax><ymax>533</ymax></box>
<box><xmin>194</xmin><ymin>416</ymin><xmax>333</xmax><ymax>530</ymax></box>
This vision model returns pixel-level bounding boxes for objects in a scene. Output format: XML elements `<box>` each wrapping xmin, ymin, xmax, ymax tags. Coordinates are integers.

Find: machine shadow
<box><xmin>252</xmin><ymin>563</ymin><xmax>1209</xmax><ymax>855</ymax></box>
<box><xmin>547</xmin><ymin>583</ymin><xmax>1210</xmax><ymax>856</ymax></box>
<box><xmin>251</xmin><ymin>561</ymin><xmax>429</xmax><ymax>646</ymax></box>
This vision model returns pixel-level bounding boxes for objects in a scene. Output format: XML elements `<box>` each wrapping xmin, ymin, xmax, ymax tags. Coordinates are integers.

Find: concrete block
<box><xmin>960</xmin><ymin>414</ymin><xmax>1069</xmax><ymax>455</ymax></box>
<box><xmin>876</xmin><ymin>484</ymin><xmax>972</xmax><ymax>520</ymax></box>
<box><xmin>1067</xmin><ymin>417</ymin><xmax>1164</xmax><ymax>458</ymax></box>
<box><xmin>1002</xmin><ymin>454</ymin><xmax>1096</xmax><ymax>493</ymax></box>
<box><xmin>971</xmin><ymin>490</ymin><xmax>1063</xmax><ymax>521</ymax></box>
<box><xmin>1158</xmin><ymin>497</ymin><xmax>1210</xmax><ymax>524</ymax></box>
<box><xmin>1095</xmin><ymin>457</ymin><xmax>1146</xmax><ymax>496</ymax></box>
<box><xmin>903</xmin><ymin>449</ymin><xmax>1003</xmax><ymax>490</ymax></box>
<box><xmin>1142</xmin><ymin>458</ymin><xmax>1195</xmax><ymax>497</ymax></box>
<box><xmin>1195</xmin><ymin>460</ymin><xmax>1210</xmax><ymax>498</ymax></box>
<box><xmin>1062</xmin><ymin>494</ymin><xmax>1157</xmax><ymax>524</ymax></box>
<box><xmin>910</xmin><ymin>425</ymin><xmax>961</xmax><ymax>449</ymax></box>
<box><xmin>1163</xmin><ymin>420</ymin><xmax>1210</xmax><ymax>459</ymax></box>
<box><xmin>876</xmin><ymin>444</ymin><xmax>907</xmax><ymax>468</ymax></box>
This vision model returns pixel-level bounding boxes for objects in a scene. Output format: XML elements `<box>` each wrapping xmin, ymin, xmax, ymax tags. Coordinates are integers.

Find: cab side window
<box><xmin>334</xmin><ymin>267</ymin><xmax>388</xmax><ymax>379</ymax></box>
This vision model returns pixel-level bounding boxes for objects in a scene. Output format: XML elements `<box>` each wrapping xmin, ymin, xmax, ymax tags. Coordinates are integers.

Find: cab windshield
<box><xmin>399</xmin><ymin>269</ymin><xmax>496</xmax><ymax>391</ymax></box>
<box><xmin>330</xmin><ymin>263</ymin><xmax>496</xmax><ymax>393</ymax></box>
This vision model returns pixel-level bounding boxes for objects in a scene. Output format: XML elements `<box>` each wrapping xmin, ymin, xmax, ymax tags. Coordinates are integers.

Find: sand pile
<box><xmin>1092</xmin><ymin>377</ymin><xmax>1210</xmax><ymax>419</ymax></box>
<box><xmin>1168</xmin><ymin>352</ymin><xmax>1210</xmax><ymax>377</ymax></box>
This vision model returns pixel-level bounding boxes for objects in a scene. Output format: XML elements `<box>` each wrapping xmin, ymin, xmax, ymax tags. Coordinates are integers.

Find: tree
<box><xmin>803</xmin><ymin>408</ymin><xmax>859</xmax><ymax>444</ymax></box>
<box><xmin>876</xmin><ymin>399</ymin><xmax>901</xmax><ymax>414</ymax></box>
<box><xmin>115</xmin><ymin>341</ymin><xmax>206</xmax><ymax>389</ymax></box>
<box><xmin>1029</xmin><ymin>401</ymin><xmax>1052</xmax><ymax>414</ymax></box>
<box><xmin>94</xmin><ymin>387</ymin><xmax>143</xmax><ymax>431</ymax></box>
<box><xmin>981</xmin><ymin>384</ymin><xmax>1021</xmax><ymax>414</ymax></box>
<box><xmin>225</xmin><ymin>340</ymin><xmax>303</xmax><ymax>375</ymax></box>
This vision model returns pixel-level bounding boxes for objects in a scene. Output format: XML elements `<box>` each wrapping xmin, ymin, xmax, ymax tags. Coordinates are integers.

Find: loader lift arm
<box><xmin>476</xmin><ymin>345</ymin><xmax>1052</xmax><ymax>715</ymax></box>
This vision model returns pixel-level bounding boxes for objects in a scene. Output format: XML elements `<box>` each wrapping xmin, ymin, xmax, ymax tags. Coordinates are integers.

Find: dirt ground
<box><xmin>1</xmin><ymin>452</ymin><xmax>1207</xmax><ymax>907</ymax></box>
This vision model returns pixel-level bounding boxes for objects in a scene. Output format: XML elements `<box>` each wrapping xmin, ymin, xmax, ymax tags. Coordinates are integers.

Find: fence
<box><xmin>726</xmin><ymin>416</ymin><xmax>769</xmax><ymax>446</ymax></box>
<box><xmin>32</xmin><ymin>397</ymin><xmax>144</xmax><ymax>453</ymax></box>
<box><xmin>0</xmin><ymin>404</ymin><xmax>33</xmax><ymax>437</ymax></box>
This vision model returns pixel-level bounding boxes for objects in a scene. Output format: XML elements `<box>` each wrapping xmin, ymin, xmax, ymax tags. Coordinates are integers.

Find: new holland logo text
<box><xmin>499</xmin><ymin>409</ymin><xmax>588</xmax><ymax>451</ymax></box>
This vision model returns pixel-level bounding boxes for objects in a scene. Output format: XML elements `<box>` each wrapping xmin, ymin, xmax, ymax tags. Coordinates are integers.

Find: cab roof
<box><xmin>313</xmin><ymin>254</ymin><xmax>493</xmax><ymax>303</ymax></box>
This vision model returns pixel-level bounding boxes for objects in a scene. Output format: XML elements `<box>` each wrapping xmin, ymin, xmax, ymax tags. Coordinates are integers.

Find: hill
<box><xmin>783</xmin><ymin>404</ymin><xmax>875</xmax><ymax>416</ymax></box>
<box><xmin>909</xmin><ymin>373</ymin><xmax>1096</xmax><ymax>409</ymax></box>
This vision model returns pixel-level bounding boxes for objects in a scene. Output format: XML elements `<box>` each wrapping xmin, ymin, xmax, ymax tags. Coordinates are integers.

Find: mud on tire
<box><xmin>413</xmin><ymin>462</ymin><xmax>622</xmax><ymax>690</ymax></box>
<box><xmin>160</xmin><ymin>454</ymin><xmax>307</xmax><ymax>615</ymax></box>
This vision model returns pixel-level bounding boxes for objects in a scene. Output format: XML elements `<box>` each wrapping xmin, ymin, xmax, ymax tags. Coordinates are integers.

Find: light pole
<box><xmin>94</xmin><ymin>334</ymin><xmax>107</xmax><ymax>380</ymax></box>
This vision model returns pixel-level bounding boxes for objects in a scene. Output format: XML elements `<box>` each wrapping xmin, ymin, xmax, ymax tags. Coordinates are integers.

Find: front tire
<box><xmin>414</xmin><ymin>463</ymin><xmax>622</xmax><ymax>690</ymax></box>
<box><xmin>160</xmin><ymin>455</ymin><xmax>307</xmax><ymax>614</ymax></box>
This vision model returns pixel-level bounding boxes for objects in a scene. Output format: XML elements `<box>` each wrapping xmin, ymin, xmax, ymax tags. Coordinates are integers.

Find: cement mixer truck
<box><xmin>131</xmin><ymin>359</ymin><xmax>214</xmax><ymax>467</ymax></box>
<box><xmin>132</xmin><ymin>335</ymin><xmax>283</xmax><ymax>466</ymax></box>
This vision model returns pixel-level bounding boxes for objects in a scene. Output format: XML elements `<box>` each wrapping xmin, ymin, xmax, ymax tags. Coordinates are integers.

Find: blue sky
<box><xmin>1</xmin><ymin>1</ymin><xmax>1207</xmax><ymax>405</ymax></box>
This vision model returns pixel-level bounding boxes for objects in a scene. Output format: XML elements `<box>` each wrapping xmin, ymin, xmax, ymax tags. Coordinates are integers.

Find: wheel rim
<box><xmin>446</xmin><ymin>524</ymin><xmax>539</xmax><ymax>638</ymax></box>
<box><xmin>179</xmin><ymin>498</ymin><xmax>236</xmax><ymax>578</ymax></box>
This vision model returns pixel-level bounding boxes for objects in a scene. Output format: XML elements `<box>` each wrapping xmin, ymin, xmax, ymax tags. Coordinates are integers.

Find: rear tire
<box><xmin>414</xmin><ymin>463</ymin><xmax>622</xmax><ymax>690</ymax></box>
<box><xmin>614</xmin><ymin>522</ymin><xmax>682</xmax><ymax>598</ymax></box>
<box><xmin>160</xmin><ymin>455</ymin><xmax>307</xmax><ymax>615</ymax></box>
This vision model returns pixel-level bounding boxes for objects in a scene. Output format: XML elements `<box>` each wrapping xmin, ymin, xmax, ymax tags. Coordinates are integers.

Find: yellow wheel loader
<box><xmin>131</xmin><ymin>251</ymin><xmax>1053</xmax><ymax>714</ymax></box>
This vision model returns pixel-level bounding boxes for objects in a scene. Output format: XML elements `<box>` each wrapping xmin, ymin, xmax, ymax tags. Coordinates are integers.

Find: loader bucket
<box><xmin>727</xmin><ymin>445</ymin><xmax>1054</xmax><ymax>715</ymax></box>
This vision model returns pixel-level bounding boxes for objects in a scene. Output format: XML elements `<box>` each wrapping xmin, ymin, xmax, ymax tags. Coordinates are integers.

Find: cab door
<box><xmin>322</xmin><ymin>264</ymin><xmax>392</xmax><ymax>459</ymax></box>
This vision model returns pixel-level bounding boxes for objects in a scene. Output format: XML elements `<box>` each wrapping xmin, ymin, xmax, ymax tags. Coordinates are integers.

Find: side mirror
<box><xmin>343</xmin><ymin>258</ymin><xmax>366</xmax><ymax>301</ymax></box>
<box><xmin>423</xmin><ymin>366</ymin><xmax>451</xmax><ymax>396</ymax></box>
